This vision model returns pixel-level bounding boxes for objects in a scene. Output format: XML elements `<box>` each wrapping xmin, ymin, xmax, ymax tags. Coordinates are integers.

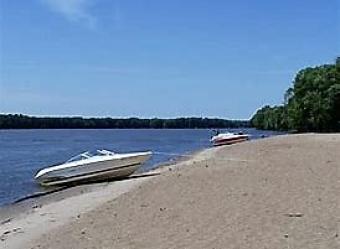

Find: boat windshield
<box><xmin>66</xmin><ymin>150</ymin><xmax>115</xmax><ymax>163</ymax></box>
<box><xmin>66</xmin><ymin>151</ymin><xmax>93</xmax><ymax>163</ymax></box>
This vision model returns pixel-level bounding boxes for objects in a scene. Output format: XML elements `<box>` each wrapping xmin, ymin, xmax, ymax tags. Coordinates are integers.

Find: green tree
<box><xmin>251</xmin><ymin>58</ymin><xmax>339</xmax><ymax>132</ymax></box>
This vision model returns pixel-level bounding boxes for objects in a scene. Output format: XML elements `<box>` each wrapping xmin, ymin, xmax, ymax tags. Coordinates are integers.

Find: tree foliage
<box><xmin>0</xmin><ymin>115</ymin><xmax>250</xmax><ymax>129</ymax></box>
<box><xmin>251</xmin><ymin>58</ymin><xmax>340</xmax><ymax>132</ymax></box>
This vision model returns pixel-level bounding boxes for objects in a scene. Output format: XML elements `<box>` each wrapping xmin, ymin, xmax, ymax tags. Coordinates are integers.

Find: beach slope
<box><xmin>2</xmin><ymin>134</ymin><xmax>340</xmax><ymax>249</ymax></box>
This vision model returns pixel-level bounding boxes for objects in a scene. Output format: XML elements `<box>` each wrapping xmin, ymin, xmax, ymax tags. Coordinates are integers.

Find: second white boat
<box><xmin>211</xmin><ymin>132</ymin><xmax>249</xmax><ymax>146</ymax></box>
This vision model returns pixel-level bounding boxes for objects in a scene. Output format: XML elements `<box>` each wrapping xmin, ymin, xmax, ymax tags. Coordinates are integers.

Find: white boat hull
<box><xmin>35</xmin><ymin>153</ymin><xmax>151</xmax><ymax>186</ymax></box>
<box><xmin>211</xmin><ymin>133</ymin><xmax>249</xmax><ymax>146</ymax></box>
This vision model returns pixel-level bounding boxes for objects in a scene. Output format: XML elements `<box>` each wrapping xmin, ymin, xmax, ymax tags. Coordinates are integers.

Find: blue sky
<box><xmin>0</xmin><ymin>0</ymin><xmax>338</xmax><ymax>119</ymax></box>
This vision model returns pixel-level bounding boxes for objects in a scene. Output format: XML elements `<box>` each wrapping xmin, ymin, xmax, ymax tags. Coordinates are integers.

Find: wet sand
<box><xmin>1</xmin><ymin>134</ymin><xmax>339</xmax><ymax>248</ymax></box>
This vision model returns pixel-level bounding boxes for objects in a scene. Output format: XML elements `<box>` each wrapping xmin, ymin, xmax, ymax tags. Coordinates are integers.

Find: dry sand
<box><xmin>1</xmin><ymin>134</ymin><xmax>339</xmax><ymax>249</ymax></box>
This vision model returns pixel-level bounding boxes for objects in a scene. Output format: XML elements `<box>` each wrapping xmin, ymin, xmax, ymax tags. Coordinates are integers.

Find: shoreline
<box><xmin>0</xmin><ymin>146</ymin><xmax>216</xmax><ymax>248</ymax></box>
<box><xmin>0</xmin><ymin>128</ymin><xmax>282</xmax><ymax>207</ymax></box>
<box><xmin>2</xmin><ymin>134</ymin><xmax>339</xmax><ymax>248</ymax></box>
<box><xmin>0</xmin><ymin>145</ymin><xmax>206</xmax><ymax>210</ymax></box>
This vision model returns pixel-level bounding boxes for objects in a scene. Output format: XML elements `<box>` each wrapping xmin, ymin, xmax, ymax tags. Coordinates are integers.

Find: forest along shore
<box><xmin>1</xmin><ymin>134</ymin><xmax>339</xmax><ymax>249</ymax></box>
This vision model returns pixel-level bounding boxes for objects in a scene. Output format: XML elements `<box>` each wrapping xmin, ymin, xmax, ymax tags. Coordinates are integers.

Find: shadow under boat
<box><xmin>14</xmin><ymin>171</ymin><xmax>161</xmax><ymax>204</ymax></box>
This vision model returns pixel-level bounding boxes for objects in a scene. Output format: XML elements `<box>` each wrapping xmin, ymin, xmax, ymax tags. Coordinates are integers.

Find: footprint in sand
<box><xmin>0</xmin><ymin>227</ymin><xmax>23</xmax><ymax>241</ymax></box>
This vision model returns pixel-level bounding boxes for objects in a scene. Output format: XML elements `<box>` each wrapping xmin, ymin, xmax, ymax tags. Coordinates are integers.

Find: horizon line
<box><xmin>0</xmin><ymin>113</ymin><xmax>251</xmax><ymax>121</ymax></box>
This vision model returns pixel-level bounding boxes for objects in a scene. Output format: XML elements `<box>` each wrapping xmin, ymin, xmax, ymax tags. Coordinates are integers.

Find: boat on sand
<box><xmin>35</xmin><ymin>150</ymin><xmax>152</xmax><ymax>186</ymax></box>
<box><xmin>211</xmin><ymin>132</ymin><xmax>249</xmax><ymax>146</ymax></box>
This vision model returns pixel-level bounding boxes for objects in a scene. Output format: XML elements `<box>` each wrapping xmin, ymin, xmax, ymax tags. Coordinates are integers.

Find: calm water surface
<box><xmin>0</xmin><ymin>129</ymin><xmax>282</xmax><ymax>206</ymax></box>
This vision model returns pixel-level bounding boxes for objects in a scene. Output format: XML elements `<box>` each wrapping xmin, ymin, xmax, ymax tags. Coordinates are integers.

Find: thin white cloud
<box><xmin>40</xmin><ymin>0</ymin><xmax>96</xmax><ymax>28</ymax></box>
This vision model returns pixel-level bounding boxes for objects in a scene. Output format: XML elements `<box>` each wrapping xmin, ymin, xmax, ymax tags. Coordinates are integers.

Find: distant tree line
<box><xmin>251</xmin><ymin>58</ymin><xmax>340</xmax><ymax>132</ymax></box>
<box><xmin>0</xmin><ymin>114</ymin><xmax>250</xmax><ymax>129</ymax></box>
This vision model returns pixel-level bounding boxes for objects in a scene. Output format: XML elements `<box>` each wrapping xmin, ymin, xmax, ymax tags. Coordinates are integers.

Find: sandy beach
<box><xmin>1</xmin><ymin>134</ymin><xmax>339</xmax><ymax>249</ymax></box>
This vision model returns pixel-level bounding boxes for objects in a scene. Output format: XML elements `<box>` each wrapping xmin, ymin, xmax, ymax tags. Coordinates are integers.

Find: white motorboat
<box><xmin>35</xmin><ymin>150</ymin><xmax>152</xmax><ymax>186</ymax></box>
<box><xmin>211</xmin><ymin>132</ymin><xmax>249</xmax><ymax>146</ymax></box>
